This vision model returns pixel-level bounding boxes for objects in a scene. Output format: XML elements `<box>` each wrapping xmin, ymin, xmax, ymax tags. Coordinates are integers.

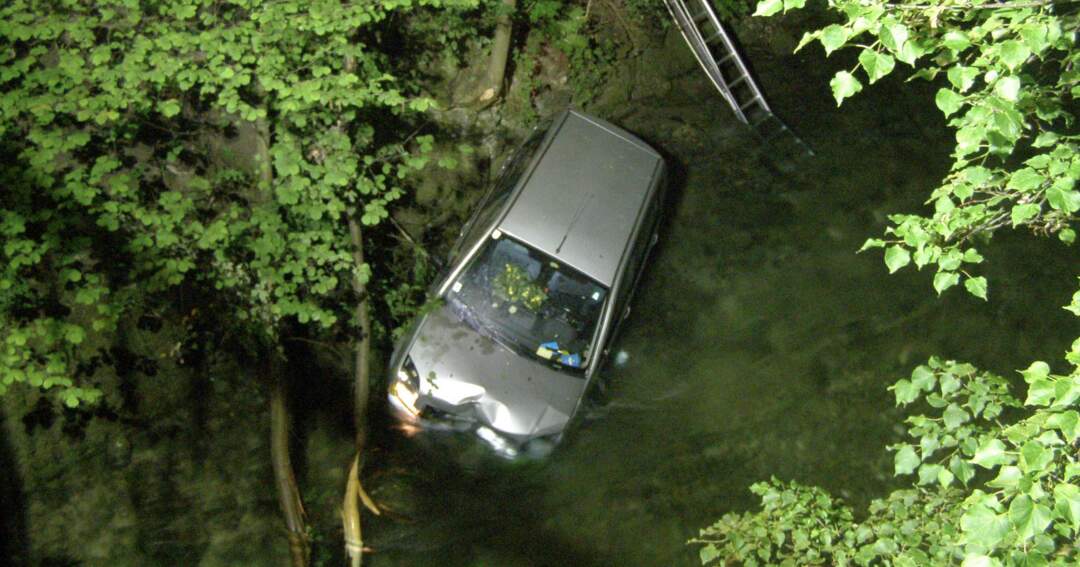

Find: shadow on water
<box><xmin>0</xmin><ymin>408</ymin><xmax>30</xmax><ymax>567</ymax></box>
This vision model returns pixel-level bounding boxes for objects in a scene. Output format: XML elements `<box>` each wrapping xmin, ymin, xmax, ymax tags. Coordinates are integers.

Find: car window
<box><xmin>446</xmin><ymin>233</ymin><xmax>607</xmax><ymax>376</ymax></box>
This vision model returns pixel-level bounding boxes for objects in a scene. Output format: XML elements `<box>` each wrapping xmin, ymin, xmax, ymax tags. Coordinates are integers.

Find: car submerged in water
<box><xmin>388</xmin><ymin>109</ymin><xmax>666</xmax><ymax>459</ymax></box>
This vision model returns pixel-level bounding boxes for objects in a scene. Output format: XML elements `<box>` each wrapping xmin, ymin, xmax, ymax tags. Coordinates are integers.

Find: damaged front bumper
<box><xmin>388</xmin><ymin>386</ymin><xmax>559</xmax><ymax>461</ymax></box>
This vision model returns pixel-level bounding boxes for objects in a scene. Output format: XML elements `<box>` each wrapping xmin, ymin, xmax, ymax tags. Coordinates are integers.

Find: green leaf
<box><xmin>1009</xmin><ymin>495</ymin><xmax>1052</xmax><ymax>541</ymax></box>
<box><xmin>159</xmin><ymin>99</ymin><xmax>182</xmax><ymax>118</ymax></box>
<box><xmin>933</xmin><ymin>271</ymin><xmax>960</xmax><ymax>295</ymax></box>
<box><xmin>947</xmin><ymin>66</ymin><xmax>979</xmax><ymax>92</ymax></box>
<box><xmin>961</xmin><ymin>504</ymin><xmax>1009</xmax><ymax>548</ymax></box>
<box><xmin>935</xmin><ymin>88</ymin><xmax>965</xmax><ymax>118</ymax></box>
<box><xmin>999</xmin><ymin>40</ymin><xmax>1031</xmax><ymax>70</ymax></box>
<box><xmin>858</xmin><ymin>49</ymin><xmax>895</xmax><ymax>84</ymax></box>
<box><xmin>830</xmin><ymin>71</ymin><xmax>862</xmax><ymax>106</ymax></box>
<box><xmin>1054</xmin><ymin>483</ymin><xmax>1080</xmax><ymax>534</ymax></box>
<box><xmin>943</xmin><ymin>404</ymin><xmax>970</xmax><ymax>429</ymax></box>
<box><xmin>1047</xmin><ymin>184</ymin><xmax>1080</xmax><ymax>213</ymax></box>
<box><xmin>892</xmin><ymin>379</ymin><xmax>919</xmax><ymax>405</ymax></box>
<box><xmin>1025</xmin><ymin>379</ymin><xmax>1055</xmax><ymax>406</ymax></box>
<box><xmin>64</xmin><ymin>325</ymin><xmax>85</xmax><ymax>345</ymax></box>
<box><xmin>1010</xmin><ymin>203</ymin><xmax>1040</xmax><ymax>226</ymax></box>
<box><xmin>884</xmin><ymin>245</ymin><xmax>910</xmax><ymax>273</ymax></box>
<box><xmin>753</xmin><ymin>0</ymin><xmax>783</xmax><ymax>17</ymax></box>
<box><xmin>994</xmin><ymin>76</ymin><xmax>1020</xmax><ymax>102</ymax></box>
<box><xmin>961</xmin><ymin>555</ymin><xmax>992</xmax><ymax>567</ymax></box>
<box><xmin>1007</xmin><ymin>168</ymin><xmax>1045</xmax><ymax>192</ymax></box>
<box><xmin>819</xmin><ymin>25</ymin><xmax>849</xmax><ymax>55</ymax></box>
<box><xmin>699</xmin><ymin>543</ymin><xmax>721</xmax><ymax>564</ymax></box>
<box><xmin>894</xmin><ymin>445</ymin><xmax>920</xmax><ymax>475</ymax></box>
<box><xmin>942</xmin><ymin>31</ymin><xmax>970</xmax><ymax>52</ymax></box>
<box><xmin>1020</xmin><ymin>361</ymin><xmax>1051</xmax><ymax>384</ymax></box>
<box><xmin>911</xmin><ymin>365</ymin><xmax>936</xmax><ymax>392</ymax></box>
<box><xmin>972</xmin><ymin>438</ymin><xmax>1009</xmax><ymax>468</ymax></box>
<box><xmin>964</xmin><ymin>276</ymin><xmax>988</xmax><ymax>300</ymax></box>
<box><xmin>881</xmin><ymin>23</ymin><xmax>909</xmax><ymax>54</ymax></box>
<box><xmin>1046</xmin><ymin>411</ymin><xmax>1080</xmax><ymax>442</ymax></box>
<box><xmin>952</xmin><ymin>454</ymin><xmax>976</xmax><ymax>485</ymax></box>
<box><xmin>987</xmin><ymin>465</ymin><xmax>1022</xmax><ymax>489</ymax></box>
<box><xmin>1061</xmin><ymin>228</ymin><xmax>1077</xmax><ymax>244</ymax></box>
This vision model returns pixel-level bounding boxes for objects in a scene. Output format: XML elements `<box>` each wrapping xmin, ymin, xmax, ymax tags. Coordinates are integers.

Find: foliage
<box><xmin>0</xmin><ymin>0</ymin><xmax>478</xmax><ymax>406</ymax></box>
<box><xmin>695</xmin><ymin>1</ymin><xmax>1080</xmax><ymax>565</ymax></box>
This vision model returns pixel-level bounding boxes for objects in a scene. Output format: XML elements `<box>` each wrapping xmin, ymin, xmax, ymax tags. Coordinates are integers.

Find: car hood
<box><xmin>407</xmin><ymin>304</ymin><xmax>586</xmax><ymax>438</ymax></box>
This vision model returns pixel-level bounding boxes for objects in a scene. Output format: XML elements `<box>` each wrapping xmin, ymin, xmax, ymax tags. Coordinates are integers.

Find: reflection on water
<box><xmin>367</xmin><ymin>28</ymin><xmax>1078</xmax><ymax>567</ymax></box>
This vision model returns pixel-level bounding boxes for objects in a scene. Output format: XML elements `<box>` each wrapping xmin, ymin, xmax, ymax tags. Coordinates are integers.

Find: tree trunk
<box><xmin>270</xmin><ymin>358</ymin><xmax>310</xmax><ymax>567</ymax></box>
<box><xmin>342</xmin><ymin>213</ymin><xmax>379</xmax><ymax>567</ymax></box>
<box><xmin>477</xmin><ymin>0</ymin><xmax>517</xmax><ymax>104</ymax></box>
<box><xmin>255</xmin><ymin>112</ymin><xmax>309</xmax><ymax>567</ymax></box>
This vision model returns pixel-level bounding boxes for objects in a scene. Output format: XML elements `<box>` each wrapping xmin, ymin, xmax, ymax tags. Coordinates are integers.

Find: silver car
<box><xmin>388</xmin><ymin>110</ymin><xmax>666</xmax><ymax>459</ymax></box>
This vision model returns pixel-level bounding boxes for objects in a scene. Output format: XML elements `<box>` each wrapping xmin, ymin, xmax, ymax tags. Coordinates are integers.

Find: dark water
<box><xmin>364</xmin><ymin>26</ymin><xmax>1078</xmax><ymax>567</ymax></box>
<box><xmin>3</xmin><ymin>23</ymin><xmax>1077</xmax><ymax>567</ymax></box>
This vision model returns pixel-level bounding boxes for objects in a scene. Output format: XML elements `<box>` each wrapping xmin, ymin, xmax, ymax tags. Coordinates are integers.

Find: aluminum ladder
<box><xmin>663</xmin><ymin>0</ymin><xmax>813</xmax><ymax>157</ymax></box>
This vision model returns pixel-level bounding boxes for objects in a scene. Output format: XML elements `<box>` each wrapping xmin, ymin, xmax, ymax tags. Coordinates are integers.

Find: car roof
<box><xmin>497</xmin><ymin>110</ymin><xmax>664</xmax><ymax>287</ymax></box>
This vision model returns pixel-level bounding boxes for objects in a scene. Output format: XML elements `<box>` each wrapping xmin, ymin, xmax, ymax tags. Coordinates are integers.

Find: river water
<box><xmin>363</xmin><ymin>23</ymin><xmax>1078</xmax><ymax>567</ymax></box>
<box><xmin>3</xmin><ymin>19</ymin><xmax>1077</xmax><ymax>567</ymax></box>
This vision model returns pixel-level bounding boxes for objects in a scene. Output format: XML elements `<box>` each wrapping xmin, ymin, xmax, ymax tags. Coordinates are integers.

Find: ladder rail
<box><xmin>664</xmin><ymin>0</ymin><xmax>740</xmax><ymax>116</ymax></box>
<box><xmin>663</xmin><ymin>0</ymin><xmax>813</xmax><ymax>157</ymax></box>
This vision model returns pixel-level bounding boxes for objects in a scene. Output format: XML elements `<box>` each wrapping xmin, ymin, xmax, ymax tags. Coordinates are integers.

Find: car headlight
<box><xmin>391</xmin><ymin>357</ymin><xmax>421</xmax><ymax>417</ymax></box>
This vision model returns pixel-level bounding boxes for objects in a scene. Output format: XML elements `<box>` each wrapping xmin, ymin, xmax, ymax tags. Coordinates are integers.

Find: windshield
<box><xmin>447</xmin><ymin>233</ymin><xmax>608</xmax><ymax>375</ymax></box>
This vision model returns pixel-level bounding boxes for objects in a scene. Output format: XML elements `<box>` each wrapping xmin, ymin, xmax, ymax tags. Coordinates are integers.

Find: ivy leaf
<box><xmin>884</xmin><ymin>245</ymin><xmax>910</xmax><ymax>273</ymax></box>
<box><xmin>987</xmin><ymin>465</ymin><xmax>1022</xmax><ymax>489</ymax></box>
<box><xmin>961</xmin><ymin>555</ymin><xmax>992</xmax><ymax>567</ymax></box>
<box><xmin>1054</xmin><ymin>483</ymin><xmax>1080</xmax><ymax>534</ymax></box>
<box><xmin>1047</xmin><ymin>411</ymin><xmax>1080</xmax><ymax>442</ymax></box>
<box><xmin>830</xmin><ymin>71</ymin><xmax>862</xmax><ymax>106</ymax></box>
<box><xmin>1020</xmin><ymin>361</ymin><xmax>1050</xmax><ymax>384</ymax></box>
<box><xmin>972</xmin><ymin>438</ymin><xmax>1010</xmax><ymax>468</ymax></box>
<box><xmin>935</xmin><ymin>88</ymin><xmax>965</xmax><ymax>118</ymax></box>
<box><xmin>1025</xmin><ymin>379</ymin><xmax>1055</xmax><ymax>406</ymax></box>
<box><xmin>1008</xmin><ymin>495</ymin><xmax>1052</xmax><ymax>541</ymax></box>
<box><xmin>961</xmin><ymin>504</ymin><xmax>1010</xmax><ymax>548</ymax></box>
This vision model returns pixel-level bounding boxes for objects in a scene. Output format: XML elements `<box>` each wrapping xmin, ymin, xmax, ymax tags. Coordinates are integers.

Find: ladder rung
<box><xmin>692</xmin><ymin>10</ymin><xmax>710</xmax><ymax>22</ymax></box>
<box><xmin>705</xmin><ymin>30</ymin><xmax>723</xmax><ymax>44</ymax></box>
<box><xmin>729</xmin><ymin>74</ymin><xmax>748</xmax><ymax>88</ymax></box>
<box><xmin>739</xmin><ymin>96</ymin><xmax>762</xmax><ymax>110</ymax></box>
<box><xmin>717</xmin><ymin>52</ymin><xmax>735</xmax><ymax>64</ymax></box>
